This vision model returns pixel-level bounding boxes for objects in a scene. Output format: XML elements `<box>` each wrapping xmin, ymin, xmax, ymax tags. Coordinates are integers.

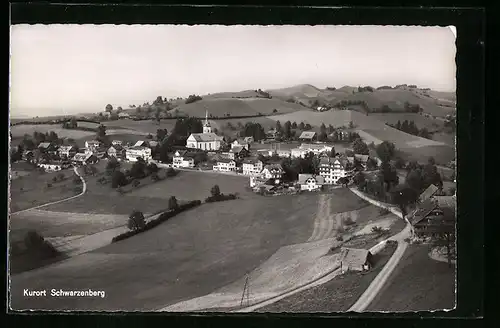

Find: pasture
<box><xmin>10</xmin><ymin>188</ymin><xmax>371</xmax><ymax>311</ymax></box>
<box><xmin>396</xmin><ymin>145</ymin><xmax>455</xmax><ymax>166</ymax></box>
<box><xmin>9</xmin><ymin>168</ymin><xmax>78</xmax><ymax>213</ymax></box>
<box><xmin>366</xmin><ymin>244</ymin><xmax>456</xmax><ymax>311</ymax></box>
<box><xmin>361</xmin><ymin>128</ymin><xmax>446</xmax><ymax>148</ymax></box>
<box><xmin>370</xmin><ymin>113</ymin><xmax>445</xmax><ymax>132</ymax></box>
<box><xmin>10</xmin><ymin>124</ymin><xmax>96</xmax><ymax>140</ymax></box>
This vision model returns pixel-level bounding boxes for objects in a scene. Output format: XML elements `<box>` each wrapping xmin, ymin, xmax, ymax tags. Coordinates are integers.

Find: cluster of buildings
<box><xmin>21</xmin><ymin>137</ymin><xmax>160</xmax><ymax>172</ymax></box>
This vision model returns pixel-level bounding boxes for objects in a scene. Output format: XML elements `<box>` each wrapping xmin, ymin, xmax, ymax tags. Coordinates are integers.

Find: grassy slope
<box><xmin>256</xmin><ymin>243</ymin><xmax>398</xmax><ymax>313</ymax></box>
<box><xmin>366</xmin><ymin>244</ymin><xmax>456</xmax><ymax>311</ymax></box>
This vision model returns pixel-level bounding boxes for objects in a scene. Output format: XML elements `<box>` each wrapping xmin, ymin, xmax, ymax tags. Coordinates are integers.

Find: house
<box><xmin>257</xmin><ymin>149</ymin><xmax>273</xmax><ymax>157</ymax></box>
<box><xmin>242</xmin><ymin>159</ymin><xmax>263</xmax><ymax>176</ymax></box>
<box><xmin>318</xmin><ymin>155</ymin><xmax>355</xmax><ymax>184</ymax></box>
<box><xmin>300</xmin><ymin>143</ymin><xmax>333</xmax><ymax>156</ymax></box>
<box><xmin>118</xmin><ymin>112</ymin><xmax>130</xmax><ymax>119</ymax></box>
<box><xmin>291</xmin><ymin>147</ymin><xmax>307</xmax><ymax>159</ymax></box>
<box><xmin>107</xmin><ymin>144</ymin><xmax>126</xmax><ymax>160</ymax></box>
<box><xmin>213</xmin><ymin>158</ymin><xmax>237</xmax><ymax>172</ymax></box>
<box><xmin>249</xmin><ymin>176</ymin><xmax>269</xmax><ymax>188</ymax></box>
<box><xmin>409</xmin><ymin>199</ymin><xmax>452</xmax><ymax>239</ymax></box>
<box><xmin>298</xmin><ymin>131</ymin><xmax>317</xmax><ymax>142</ymax></box>
<box><xmin>22</xmin><ymin>150</ymin><xmax>35</xmax><ymax>162</ymax></box>
<box><xmin>186</xmin><ymin>111</ymin><xmax>223</xmax><ymax>151</ymax></box>
<box><xmin>419</xmin><ymin>184</ymin><xmax>440</xmax><ymax>203</ymax></box>
<box><xmin>57</xmin><ymin>145</ymin><xmax>77</xmax><ymax>159</ymax></box>
<box><xmin>111</xmin><ymin>140</ymin><xmax>123</xmax><ymax>146</ymax></box>
<box><xmin>339</xmin><ymin>248</ymin><xmax>373</xmax><ymax>273</ymax></box>
<box><xmin>261</xmin><ymin>163</ymin><xmax>285</xmax><ymax>185</ymax></box>
<box><xmin>229</xmin><ymin>145</ymin><xmax>249</xmax><ymax>159</ymax></box>
<box><xmin>85</xmin><ymin>140</ymin><xmax>102</xmax><ymax>151</ymax></box>
<box><xmin>72</xmin><ymin>153</ymin><xmax>98</xmax><ymax>166</ymax></box>
<box><xmin>275</xmin><ymin>149</ymin><xmax>291</xmax><ymax>158</ymax></box>
<box><xmin>133</xmin><ymin>140</ymin><xmax>148</xmax><ymax>148</ymax></box>
<box><xmin>297</xmin><ymin>174</ymin><xmax>325</xmax><ymax>191</ymax></box>
<box><xmin>38</xmin><ymin>142</ymin><xmax>58</xmax><ymax>155</ymax></box>
<box><xmin>38</xmin><ymin>162</ymin><xmax>64</xmax><ymax>172</ymax></box>
<box><xmin>231</xmin><ymin>139</ymin><xmax>250</xmax><ymax>150</ymax></box>
<box><xmin>220</xmin><ymin>151</ymin><xmax>236</xmax><ymax>160</ymax></box>
<box><xmin>243</xmin><ymin>136</ymin><xmax>254</xmax><ymax>144</ymax></box>
<box><xmin>126</xmin><ymin>146</ymin><xmax>152</xmax><ymax>162</ymax></box>
<box><xmin>172</xmin><ymin>150</ymin><xmax>195</xmax><ymax>168</ymax></box>
<box><xmin>266</xmin><ymin>128</ymin><xmax>279</xmax><ymax>140</ymax></box>
<box><xmin>148</xmin><ymin>141</ymin><xmax>159</xmax><ymax>149</ymax></box>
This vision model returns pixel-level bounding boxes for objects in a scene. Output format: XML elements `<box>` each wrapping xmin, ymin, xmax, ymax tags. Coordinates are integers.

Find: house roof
<box><xmin>409</xmin><ymin>199</ymin><xmax>439</xmax><ymax>226</ymax></box>
<box><xmin>189</xmin><ymin>133</ymin><xmax>224</xmax><ymax>142</ymax></box>
<box><xmin>58</xmin><ymin>145</ymin><xmax>75</xmax><ymax>151</ymax></box>
<box><xmin>174</xmin><ymin>150</ymin><xmax>188</xmax><ymax>157</ymax></box>
<box><xmin>334</xmin><ymin>155</ymin><xmax>353</xmax><ymax>168</ymax></box>
<box><xmin>72</xmin><ymin>153</ymin><xmax>94</xmax><ymax>162</ymax></box>
<box><xmin>299</xmin><ymin>143</ymin><xmax>331</xmax><ymax>151</ymax></box>
<box><xmin>217</xmin><ymin>158</ymin><xmax>236</xmax><ymax>164</ymax></box>
<box><xmin>134</xmin><ymin>140</ymin><xmax>147</xmax><ymax>147</ymax></box>
<box><xmin>230</xmin><ymin>146</ymin><xmax>246</xmax><ymax>153</ymax></box>
<box><xmin>243</xmin><ymin>159</ymin><xmax>262</xmax><ymax>165</ymax></box>
<box><xmin>354</xmin><ymin>154</ymin><xmax>370</xmax><ymax>162</ymax></box>
<box><xmin>127</xmin><ymin>146</ymin><xmax>150</xmax><ymax>151</ymax></box>
<box><xmin>419</xmin><ymin>184</ymin><xmax>439</xmax><ymax>202</ymax></box>
<box><xmin>38</xmin><ymin>142</ymin><xmax>52</xmax><ymax>149</ymax></box>
<box><xmin>108</xmin><ymin>144</ymin><xmax>124</xmax><ymax>151</ymax></box>
<box><xmin>299</xmin><ymin>131</ymin><xmax>317</xmax><ymax>139</ymax></box>
<box><xmin>339</xmin><ymin>248</ymin><xmax>372</xmax><ymax>268</ymax></box>
<box><xmin>263</xmin><ymin>163</ymin><xmax>284</xmax><ymax>173</ymax></box>
<box><xmin>297</xmin><ymin>174</ymin><xmax>325</xmax><ymax>185</ymax></box>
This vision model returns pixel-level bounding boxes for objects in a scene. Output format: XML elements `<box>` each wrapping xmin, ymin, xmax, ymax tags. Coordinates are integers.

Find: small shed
<box><xmin>339</xmin><ymin>248</ymin><xmax>373</xmax><ymax>273</ymax></box>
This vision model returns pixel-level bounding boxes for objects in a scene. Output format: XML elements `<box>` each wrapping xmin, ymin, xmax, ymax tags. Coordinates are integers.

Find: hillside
<box><xmin>172</xmin><ymin>98</ymin><xmax>309</xmax><ymax>118</ymax></box>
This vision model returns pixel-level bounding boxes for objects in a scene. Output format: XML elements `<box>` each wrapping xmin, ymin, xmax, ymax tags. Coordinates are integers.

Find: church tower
<box><xmin>203</xmin><ymin>110</ymin><xmax>212</xmax><ymax>134</ymax></box>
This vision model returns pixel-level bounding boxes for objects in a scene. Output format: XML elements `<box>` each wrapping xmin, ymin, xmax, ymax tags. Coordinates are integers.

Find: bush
<box><xmin>371</xmin><ymin>226</ymin><xmax>389</xmax><ymax>235</ymax></box>
<box><xmin>112</xmin><ymin>200</ymin><xmax>202</xmax><ymax>243</ymax></box>
<box><xmin>379</xmin><ymin>207</ymin><xmax>390</xmax><ymax>215</ymax></box>
<box><xmin>336</xmin><ymin>235</ymin><xmax>344</xmax><ymax>242</ymax></box>
<box><xmin>343</xmin><ymin>216</ymin><xmax>355</xmax><ymax>226</ymax></box>
<box><xmin>205</xmin><ymin>193</ymin><xmax>238</xmax><ymax>203</ymax></box>
<box><xmin>132</xmin><ymin>179</ymin><xmax>140</xmax><ymax>188</ymax></box>
<box><xmin>46</xmin><ymin>182</ymin><xmax>53</xmax><ymax>188</ymax></box>
<box><xmin>166</xmin><ymin>168</ymin><xmax>178</xmax><ymax>177</ymax></box>
<box><xmin>127</xmin><ymin>210</ymin><xmax>146</xmax><ymax>231</ymax></box>
<box><xmin>24</xmin><ymin>230</ymin><xmax>45</xmax><ymax>249</ymax></box>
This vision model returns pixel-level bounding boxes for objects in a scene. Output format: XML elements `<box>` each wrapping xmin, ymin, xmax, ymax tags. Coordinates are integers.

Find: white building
<box><xmin>242</xmin><ymin>159</ymin><xmax>263</xmax><ymax>176</ymax></box>
<box><xmin>57</xmin><ymin>145</ymin><xmax>77</xmax><ymax>159</ymax></box>
<box><xmin>261</xmin><ymin>164</ymin><xmax>285</xmax><ymax>184</ymax></box>
<box><xmin>85</xmin><ymin>140</ymin><xmax>102</xmax><ymax>151</ymax></box>
<box><xmin>186</xmin><ymin>111</ymin><xmax>224</xmax><ymax>151</ymax></box>
<box><xmin>298</xmin><ymin>174</ymin><xmax>325</xmax><ymax>191</ymax></box>
<box><xmin>231</xmin><ymin>139</ymin><xmax>250</xmax><ymax>150</ymax></box>
<box><xmin>118</xmin><ymin>112</ymin><xmax>130</xmax><ymax>119</ymax></box>
<box><xmin>111</xmin><ymin>140</ymin><xmax>123</xmax><ymax>146</ymax></box>
<box><xmin>213</xmin><ymin>159</ymin><xmax>237</xmax><ymax>172</ymax></box>
<box><xmin>318</xmin><ymin>155</ymin><xmax>355</xmax><ymax>184</ymax></box>
<box><xmin>126</xmin><ymin>146</ymin><xmax>152</xmax><ymax>162</ymax></box>
<box><xmin>172</xmin><ymin>150</ymin><xmax>195</xmax><ymax>168</ymax></box>
<box><xmin>38</xmin><ymin>162</ymin><xmax>63</xmax><ymax>172</ymax></box>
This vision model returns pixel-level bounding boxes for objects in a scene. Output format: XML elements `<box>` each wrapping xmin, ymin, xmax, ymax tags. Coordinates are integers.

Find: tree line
<box><xmin>387</xmin><ymin>120</ymin><xmax>431</xmax><ymax>139</ymax></box>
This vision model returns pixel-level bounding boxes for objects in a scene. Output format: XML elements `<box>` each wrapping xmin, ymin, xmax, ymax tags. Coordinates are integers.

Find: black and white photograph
<box><xmin>8</xmin><ymin>24</ymin><xmax>457</xmax><ymax>313</ymax></box>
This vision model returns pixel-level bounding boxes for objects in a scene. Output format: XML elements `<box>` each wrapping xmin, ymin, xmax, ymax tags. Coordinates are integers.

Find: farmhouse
<box><xmin>231</xmin><ymin>139</ymin><xmax>250</xmax><ymax>150</ymax></box>
<box><xmin>276</xmin><ymin>149</ymin><xmax>291</xmax><ymax>158</ymax></box>
<box><xmin>107</xmin><ymin>144</ymin><xmax>126</xmax><ymax>160</ymax></box>
<box><xmin>56</xmin><ymin>145</ymin><xmax>76</xmax><ymax>159</ymax></box>
<box><xmin>297</xmin><ymin>174</ymin><xmax>325</xmax><ymax>191</ymax></box>
<box><xmin>118</xmin><ymin>112</ymin><xmax>130</xmax><ymax>119</ymax></box>
<box><xmin>133</xmin><ymin>140</ymin><xmax>148</xmax><ymax>147</ymax></box>
<box><xmin>261</xmin><ymin>163</ymin><xmax>285</xmax><ymax>185</ymax></box>
<box><xmin>38</xmin><ymin>142</ymin><xmax>58</xmax><ymax>155</ymax></box>
<box><xmin>213</xmin><ymin>158</ymin><xmax>237</xmax><ymax>172</ymax></box>
<box><xmin>243</xmin><ymin>136</ymin><xmax>254</xmax><ymax>144</ymax></box>
<box><xmin>126</xmin><ymin>146</ymin><xmax>152</xmax><ymax>162</ymax></box>
<box><xmin>38</xmin><ymin>162</ymin><xmax>64</xmax><ymax>172</ymax></box>
<box><xmin>186</xmin><ymin>111</ymin><xmax>224</xmax><ymax>151</ymax></box>
<box><xmin>172</xmin><ymin>150</ymin><xmax>195</xmax><ymax>168</ymax></box>
<box><xmin>72</xmin><ymin>153</ymin><xmax>98</xmax><ymax>166</ymax></box>
<box><xmin>111</xmin><ymin>140</ymin><xmax>123</xmax><ymax>146</ymax></box>
<box><xmin>85</xmin><ymin>140</ymin><xmax>102</xmax><ymax>152</ymax></box>
<box><xmin>229</xmin><ymin>145</ymin><xmax>249</xmax><ymax>160</ymax></box>
<box><xmin>266</xmin><ymin>128</ymin><xmax>279</xmax><ymax>140</ymax></box>
<box><xmin>409</xmin><ymin>199</ymin><xmax>452</xmax><ymax>239</ymax></box>
<box><xmin>318</xmin><ymin>155</ymin><xmax>355</xmax><ymax>185</ymax></box>
<box><xmin>339</xmin><ymin>248</ymin><xmax>373</xmax><ymax>273</ymax></box>
<box><xmin>242</xmin><ymin>159</ymin><xmax>263</xmax><ymax>176</ymax></box>
<box><xmin>299</xmin><ymin>131</ymin><xmax>317</xmax><ymax>142</ymax></box>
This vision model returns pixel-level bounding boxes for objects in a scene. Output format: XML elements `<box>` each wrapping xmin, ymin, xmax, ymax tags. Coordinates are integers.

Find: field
<box><xmin>396</xmin><ymin>145</ymin><xmax>455</xmax><ymax>166</ymax></box>
<box><xmin>174</xmin><ymin>97</ymin><xmax>309</xmax><ymax>118</ymax></box>
<box><xmin>370</xmin><ymin>113</ymin><xmax>445</xmax><ymax>132</ymax></box>
<box><xmin>10</xmin><ymin>124</ymin><xmax>96</xmax><ymax>140</ymax></box>
<box><xmin>361</xmin><ymin>128</ymin><xmax>446</xmax><ymax>148</ymax></box>
<box><xmin>10</xmin><ymin>187</ymin><xmax>376</xmax><ymax>311</ymax></box>
<box><xmin>366</xmin><ymin>244</ymin><xmax>456</xmax><ymax>311</ymax></box>
<box><xmin>256</xmin><ymin>243</ymin><xmax>398</xmax><ymax>312</ymax></box>
<box><xmin>9</xmin><ymin>168</ymin><xmax>78</xmax><ymax>213</ymax></box>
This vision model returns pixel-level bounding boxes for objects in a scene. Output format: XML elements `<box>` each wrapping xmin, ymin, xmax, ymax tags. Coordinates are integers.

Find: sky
<box><xmin>10</xmin><ymin>25</ymin><xmax>456</xmax><ymax>117</ymax></box>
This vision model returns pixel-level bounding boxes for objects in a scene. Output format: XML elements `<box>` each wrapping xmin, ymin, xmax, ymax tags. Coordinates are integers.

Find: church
<box><xmin>186</xmin><ymin>111</ymin><xmax>224</xmax><ymax>151</ymax></box>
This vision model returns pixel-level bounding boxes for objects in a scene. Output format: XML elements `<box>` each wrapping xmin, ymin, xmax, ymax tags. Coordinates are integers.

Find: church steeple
<box><xmin>203</xmin><ymin>109</ymin><xmax>212</xmax><ymax>133</ymax></box>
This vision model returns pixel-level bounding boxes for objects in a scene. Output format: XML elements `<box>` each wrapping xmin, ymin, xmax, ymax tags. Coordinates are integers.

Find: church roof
<box><xmin>189</xmin><ymin>133</ymin><xmax>223</xmax><ymax>142</ymax></box>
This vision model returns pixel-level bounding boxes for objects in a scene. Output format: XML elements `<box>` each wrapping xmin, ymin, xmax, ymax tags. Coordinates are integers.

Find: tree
<box><xmin>155</xmin><ymin>108</ymin><xmax>161</xmax><ymax>124</ymax></box>
<box><xmin>292</xmin><ymin>122</ymin><xmax>298</xmax><ymax>129</ymax></box>
<box><xmin>298</xmin><ymin>122</ymin><xmax>305</xmax><ymax>130</ymax></box>
<box><xmin>211</xmin><ymin>185</ymin><xmax>221</xmax><ymax>198</ymax></box>
<box><xmin>329</xmin><ymin>147</ymin><xmax>336</xmax><ymax>157</ymax></box>
<box><xmin>320</xmin><ymin>123</ymin><xmax>327</xmax><ymax>134</ymax></box>
<box><xmin>168</xmin><ymin>196</ymin><xmax>179</xmax><ymax>211</ymax></box>
<box><xmin>132</xmin><ymin>179</ymin><xmax>141</xmax><ymax>188</ymax></box>
<box><xmin>105</xmin><ymin>104</ymin><xmax>113</xmax><ymax>112</ymax></box>
<box><xmin>406</xmin><ymin>168</ymin><xmax>425</xmax><ymax>192</ymax></box>
<box><xmin>390</xmin><ymin>184</ymin><xmax>419</xmax><ymax>218</ymax></box>
<box><xmin>111</xmin><ymin>170</ymin><xmax>127</xmax><ymax>188</ymax></box>
<box><xmin>328</xmin><ymin>124</ymin><xmax>335</xmax><ymax>134</ymax></box>
<box><xmin>275</xmin><ymin>120</ymin><xmax>282</xmax><ymax>134</ymax></box>
<box><xmin>96</xmin><ymin>124</ymin><xmax>107</xmax><ymax>144</ymax></box>
<box><xmin>422</xmin><ymin>160</ymin><xmax>443</xmax><ymax>189</ymax></box>
<box><xmin>130</xmin><ymin>158</ymin><xmax>147</xmax><ymax>179</ymax></box>
<box><xmin>337</xmin><ymin>177</ymin><xmax>350</xmax><ymax>187</ymax></box>
<box><xmin>396</xmin><ymin>120</ymin><xmax>402</xmax><ymax>130</ymax></box>
<box><xmin>394</xmin><ymin>157</ymin><xmax>406</xmax><ymax>169</ymax></box>
<box><xmin>318</xmin><ymin>132</ymin><xmax>328</xmax><ymax>142</ymax></box>
<box><xmin>348</xmin><ymin>121</ymin><xmax>355</xmax><ymax>129</ymax></box>
<box><xmin>353</xmin><ymin>171</ymin><xmax>366</xmax><ymax>188</ymax></box>
<box><xmin>156</xmin><ymin>128</ymin><xmax>168</xmax><ymax>142</ymax></box>
<box><xmin>304</xmin><ymin>123</ymin><xmax>312</xmax><ymax>130</ymax></box>
<box><xmin>127</xmin><ymin>210</ymin><xmax>146</xmax><ymax>231</ymax></box>
<box><xmin>352</xmin><ymin>139</ymin><xmax>369</xmax><ymax>155</ymax></box>
<box><xmin>283</xmin><ymin>121</ymin><xmax>292</xmax><ymax>140</ymax></box>
<box><xmin>116</xmin><ymin>106</ymin><xmax>123</xmax><ymax>113</ymax></box>
<box><xmin>379</xmin><ymin>161</ymin><xmax>399</xmax><ymax>191</ymax></box>
<box><xmin>376</xmin><ymin>141</ymin><xmax>396</xmax><ymax>163</ymax></box>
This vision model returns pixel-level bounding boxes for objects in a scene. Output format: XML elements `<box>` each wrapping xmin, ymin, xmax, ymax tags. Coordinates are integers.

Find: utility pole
<box><xmin>240</xmin><ymin>274</ymin><xmax>249</xmax><ymax>307</ymax></box>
